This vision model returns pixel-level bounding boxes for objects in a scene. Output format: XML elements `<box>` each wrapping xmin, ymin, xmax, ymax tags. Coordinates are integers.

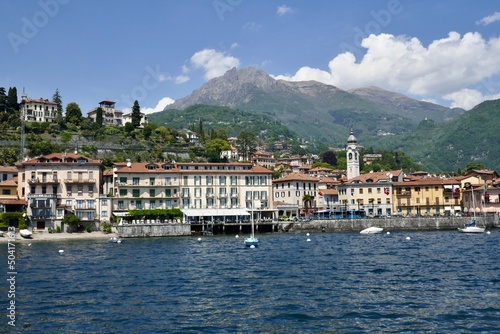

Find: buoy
<box><xmin>386</xmin><ymin>232</ymin><xmax>390</xmax><ymax>235</ymax></box>
<box><xmin>250</xmin><ymin>245</ymin><xmax>256</xmax><ymax>249</ymax></box>
<box><xmin>306</xmin><ymin>233</ymin><xmax>310</xmax><ymax>236</ymax></box>
<box><xmin>58</xmin><ymin>250</ymin><xmax>64</xmax><ymax>253</ymax></box>
<box><xmin>406</xmin><ymin>237</ymin><xmax>411</xmax><ymax>240</ymax></box>
<box><xmin>197</xmin><ymin>237</ymin><xmax>202</xmax><ymax>241</ymax></box>
<box><xmin>486</xmin><ymin>231</ymin><xmax>491</xmax><ymax>235</ymax></box>
<box><xmin>306</xmin><ymin>238</ymin><xmax>311</xmax><ymax>242</ymax></box>
<box><xmin>117</xmin><ymin>239</ymin><xmax>122</xmax><ymax>243</ymax></box>
<box><xmin>235</xmin><ymin>235</ymin><xmax>239</xmax><ymax>238</ymax></box>
<box><xmin>28</xmin><ymin>243</ymin><xmax>32</xmax><ymax>246</ymax></box>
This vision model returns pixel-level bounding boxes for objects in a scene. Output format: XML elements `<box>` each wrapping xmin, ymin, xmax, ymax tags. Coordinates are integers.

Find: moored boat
<box><xmin>360</xmin><ymin>226</ymin><xmax>383</xmax><ymax>234</ymax></box>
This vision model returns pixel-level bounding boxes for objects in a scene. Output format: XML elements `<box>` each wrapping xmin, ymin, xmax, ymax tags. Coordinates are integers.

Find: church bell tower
<box><xmin>346</xmin><ymin>129</ymin><xmax>360</xmax><ymax>180</ymax></box>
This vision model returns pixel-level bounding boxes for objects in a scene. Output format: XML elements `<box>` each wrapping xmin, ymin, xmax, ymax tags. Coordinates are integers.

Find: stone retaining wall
<box><xmin>117</xmin><ymin>224</ymin><xmax>191</xmax><ymax>238</ymax></box>
<box><xmin>290</xmin><ymin>216</ymin><xmax>499</xmax><ymax>233</ymax></box>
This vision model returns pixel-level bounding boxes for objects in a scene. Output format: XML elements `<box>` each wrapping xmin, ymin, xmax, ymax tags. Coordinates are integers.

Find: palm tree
<box><xmin>302</xmin><ymin>194</ymin><xmax>312</xmax><ymax>215</ymax></box>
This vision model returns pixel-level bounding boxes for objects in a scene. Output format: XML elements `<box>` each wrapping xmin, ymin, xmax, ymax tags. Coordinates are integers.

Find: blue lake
<box><xmin>3</xmin><ymin>231</ymin><xmax>499</xmax><ymax>333</ymax></box>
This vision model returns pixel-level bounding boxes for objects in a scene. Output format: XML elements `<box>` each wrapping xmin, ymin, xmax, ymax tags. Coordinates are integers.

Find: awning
<box><xmin>444</xmin><ymin>206</ymin><xmax>452</xmax><ymax>211</ymax></box>
<box><xmin>113</xmin><ymin>211</ymin><xmax>130</xmax><ymax>217</ymax></box>
<box><xmin>444</xmin><ymin>185</ymin><xmax>453</xmax><ymax>190</ymax></box>
<box><xmin>182</xmin><ymin>209</ymin><xmax>250</xmax><ymax>217</ymax></box>
<box><xmin>454</xmin><ymin>206</ymin><xmax>461</xmax><ymax>210</ymax></box>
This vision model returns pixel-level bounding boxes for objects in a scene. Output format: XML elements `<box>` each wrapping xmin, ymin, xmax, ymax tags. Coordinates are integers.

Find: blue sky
<box><xmin>1</xmin><ymin>0</ymin><xmax>500</xmax><ymax>115</ymax></box>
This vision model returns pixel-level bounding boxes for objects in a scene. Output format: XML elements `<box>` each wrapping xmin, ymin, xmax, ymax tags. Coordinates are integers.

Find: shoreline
<box><xmin>0</xmin><ymin>231</ymin><xmax>118</xmax><ymax>243</ymax></box>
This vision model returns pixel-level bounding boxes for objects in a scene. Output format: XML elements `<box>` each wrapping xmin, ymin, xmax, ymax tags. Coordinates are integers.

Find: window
<box><xmin>118</xmin><ymin>201</ymin><xmax>124</xmax><ymax>209</ymax></box>
<box><xmin>206</xmin><ymin>176</ymin><xmax>213</xmax><ymax>185</ymax></box>
<box><xmin>101</xmin><ymin>199</ymin><xmax>107</xmax><ymax>206</ymax></box>
<box><xmin>149</xmin><ymin>189</ymin><xmax>155</xmax><ymax>197</ymax></box>
<box><xmin>165</xmin><ymin>188</ymin><xmax>171</xmax><ymax>197</ymax></box>
<box><xmin>231</xmin><ymin>176</ymin><xmax>237</xmax><ymax>185</ymax></box>
<box><xmin>207</xmin><ymin>198</ymin><xmax>214</xmax><ymax>208</ymax></box>
<box><xmin>76</xmin><ymin>211</ymin><xmax>83</xmax><ymax>218</ymax></box>
<box><xmin>101</xmin><ymin>210</ymin><xmax>108</xmax><ymax>218</ymax></box>
<box><xmin>2</xmin><ymin>189</ymin><xmax>10</xmax><ymax>195</ymax></box>
<box><xmin>165</xmin><ymin>200</ymin><xmax>171</xmax><ymax>208</ymax></box>
<box><xmin>136</xmin><ymin>200</ymin><xmax>142</xmax><ymax>209</ymax></box>
<box><xmin>87</xmin><ymin>200</ymin><xmax>95</xmax><ymax>209</ymax></box>
<box><xmin>183</xmin><ymin>176</ymin><xmax>188</xmax><ymax>186</ymax></box>
<box><xmin>377</xmin><ymin>188</ymin><xmax>381</xmax><ymax>194</ymax></box>
<box><xmin>359</xmin><ymin>189</ymin><xmax>363</xmax><ymax>194</ymax></box>
<box><xmin>119</xmin><ymin>189</ymin><xmax>127</xmax><ymax>196</ymax></box>
<box><xmin>149</xmin><ymin>200</ymin><xmax>156</xmax><ymax>209</ymax></box>
<box><xmin>150</xmin><ymin>177</ymin><xmax>155</xmax><ymax>185</ymax></box>
<box><xmin>194</xmin><ymin>176</ymin><xmax>201</xmax><ymax>185</ymax></box>
<box><xmin>165</xmin><ymin>177</ymin><xmax>171</xmax><ymax>186</ymax></box>
<box><xmin>219</xmin><ymin>176</ymin><xmax>226</xmax><ymax>185</ymax></box>
<box><xmin>77</xmin><ymin>185</ymin><xmax>83</xmax><ymax>194</ymax></box>
<box><xmin>133</xmin><ymin>177</ymin><xmax>140</xmax><ymax>185</ymax></box>
<box><xmin>88</xmin><ymin>211</ymin><xmax>95</xmax><ymax>220</ymax></box>
<box><xmin>76</xmin><ymin>200</ymin><xmax>84</xmax><ymax>209</ymax></box>
<box><xmin>88</xmin><ymin>185</ymin><xmax>94</xmax><ymax>193</ymax></box>
<box><xmin>42</xmin><ymin>186</ymin><xmax>47</xmax><ymax>194</ymax></box>
<box><xmin>66</xmin><ymin>200</ymin><xmax>72</xmax><ymax>206</ymax></box>
<box><xmin>195</xmin><ymin>188</ymin><xmax>201</xmax><ymax>197</ymax></box>
<box><xmin>132</xmin><ymin>189</ymin><xmax>140</xmax><ymax>197</ymax></box>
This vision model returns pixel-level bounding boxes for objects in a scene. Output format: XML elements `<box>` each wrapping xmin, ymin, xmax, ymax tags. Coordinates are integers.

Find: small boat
<box><xmin>360</xmin><ymin>226</ymin><xmax>383</xmax><ymax>234</ymax></box>
<box><xmin>458</xmin><ymin>185</ymin><xmax>485</xmax><ymax>234</ymax></box>
<box><xmin>20</xmin><ymin>229</ymin><xmax>33</xmax><ymax>238</ymax></box>
<box><xmin>245</xmin><ymin>203</ymin><xmax>259</xmax><ymax>247</ymax></box>
<box><xmin>458</xmin><ymin>220</ymin><xmax>485</xmax><ymax>233</ymax></box>
<box><xmin>109</xmin><ymin>237</ymin><xmax>123</xmax><ymax>243</ymax></box>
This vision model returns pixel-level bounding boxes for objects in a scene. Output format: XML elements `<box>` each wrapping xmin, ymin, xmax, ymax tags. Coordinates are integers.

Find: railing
<box><xmin>64</xmin><ymin>178</ymin><xmax>95</xmax><ymax>183</ymax></box>
<box><xmin>396</xmin><ymin>191</ymin><xmax>411</xmax><ymax>196</ymax></box>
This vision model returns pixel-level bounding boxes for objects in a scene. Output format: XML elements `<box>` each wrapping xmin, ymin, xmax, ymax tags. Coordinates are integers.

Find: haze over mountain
<box><xmin>165</xmin><ymin>67</ymin><xmax>463</xmax><ymax>145</ymax></box>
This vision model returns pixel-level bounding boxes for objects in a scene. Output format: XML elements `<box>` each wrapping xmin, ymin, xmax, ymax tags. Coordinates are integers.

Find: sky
<box><xmin>1</xmin><ymin>0</ymin><xmax>500</xmax><ymax>115</ymax></box>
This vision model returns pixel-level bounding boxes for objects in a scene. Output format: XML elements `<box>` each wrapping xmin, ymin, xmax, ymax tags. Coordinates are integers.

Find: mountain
<box><xmin>165</xmin><ymin>67</ymin><xmax>460</xmax><ymax>145</ymax></box>
<box><xmin>377</xmin><ymin>99</ymin><xmax>500</xmax><ymax>171</ymax></box>
<box><xmin>348</xmin><ymin>86</ymin><xmax>465</xmax><ymax>123</ymax></box>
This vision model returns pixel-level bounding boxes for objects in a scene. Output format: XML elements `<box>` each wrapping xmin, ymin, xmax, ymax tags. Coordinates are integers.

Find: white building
<box><xmin>111</xmin><ymin>161</ymin><xmax>275</xmax><ymax>222</ymax></box>
<box><xmin>88</xmin><ymin>100</ymin><xmax>124</xmax><ymax>126</ymax></box>
<box><xmin>20</xmin><ymin>91</ymin><xmax>59</xmax><ymax>123</ymax></box>
<box><xmin>17</xmin><ymin>153</ymin><xmax>104</xmax><ymax>231</ymax></box>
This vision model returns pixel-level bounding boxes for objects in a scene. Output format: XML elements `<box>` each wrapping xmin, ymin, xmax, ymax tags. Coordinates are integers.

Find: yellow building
<box><xmin>393</xmin><ymin>176</ymin><xmax>461</xmax><ymax>216</ymax></box>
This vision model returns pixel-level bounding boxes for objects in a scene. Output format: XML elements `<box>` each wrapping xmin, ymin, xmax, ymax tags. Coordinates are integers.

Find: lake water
<box><xmin>3</xmin><ymin>231</ymin><xmax>499</xmax><ymax>333</ymax></box>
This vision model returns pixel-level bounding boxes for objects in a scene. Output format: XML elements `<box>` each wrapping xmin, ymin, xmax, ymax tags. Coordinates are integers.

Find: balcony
<box><xmin>64</xmin><ymin>178</ymin><xmax>96</xmax><ymax>184</ymax></box>
<box><xmin>28</xmin><ymin>178</ymin><xmax>59</xmax><ymax>184</ymax></box>
<box><xmin>230</xmin><ymin>193</ymin><xmax>238</xmax><ymax>198</ymax></box>
<box><xmin>206</xmin><ymin>193</ymin><xmax>214</xmax><ymax>198</ymax></box>
<box><xmin>396</xmin><ymin>191</ymin><xmax>411</xmax><ymax>197</ymax></box>
<box><xmin>219</xmin><ymin>193</ymin><xmax>228</xmax><ymax>198</ymax></box>
<box><xmin>27</xmin><ymin>193</ymin><xmax>58</xmax><ymax>199</ymax></box>
<box><xmin>181</xmin><ymin>193</ymin><xmax>190</xmax><ymax>198</ymax></box>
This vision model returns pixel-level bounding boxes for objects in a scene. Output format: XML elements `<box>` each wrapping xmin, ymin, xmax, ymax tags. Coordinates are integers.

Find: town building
<box><xmin>392</xmin><ymin>175</ymin><xmax>461</xmax><ymax>216</ymax></box>
<box><xmin>16</xmin><ymin>153</ymin><xmax>104</xmax><ymax>231</ymax></box>
<box><xmin>0</xmin><ymin>176</ymin><xmax>25</xmax><ymax>213</ymax></box>
<box><xmin>20</xmin><ymin>91</ymin><xmax>59</xmax><ymax>123</ymax></box>
<box><xmin>110</xmin><ymin>161</ymin><xmax>275</xmax><ymax>222</ymax></box>
<box><xmin>338</xmin><ymin>170</ymin><xmax>403</xmax><ymax>217</ymax></box>
<box><xmin>272</xmin><ymin>172</ymin><xmax>319</xmax><ymax>217</ymax></box>
<box><xmin>123</xmin><ymin>111</ymin><xmax>149</xmax><ymax>127</ymax></box>
<box><xmin>251</xmin><ymin>151</ymin><xmax>276</xmax><ymax>169</ymax></box>
<box><xmin>88</xmin><ymin>100</ymin><xmax>123</xmax><ymax>126</ymax></box>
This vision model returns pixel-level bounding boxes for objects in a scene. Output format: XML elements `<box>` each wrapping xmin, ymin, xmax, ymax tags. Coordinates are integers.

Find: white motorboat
<box><xmin>360</xmin><ymin>226</ymin><xmax>383</xmax><ymax>234</ymax></box>
<box><xmin>20</xmin><ymin>229</ymin><xmax>33</xmax><ymax>238</ymax></box>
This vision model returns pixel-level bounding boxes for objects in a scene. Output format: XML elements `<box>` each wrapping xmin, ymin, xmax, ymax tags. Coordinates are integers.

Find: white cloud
<box><xmin>277</xmin><ymin>5</ymin><xmax>293</xmax><ymax>16</ymax></box>
<box><xmin>443</xmin><ymin>89</ymin><xmax>500</xmax><ymax>110</ymax></box>
<box><xmin>476</xmin><ymin>12</ymin><xmax>500</xmax><ymax>26</ymax></box>
<box><xmin>274</xmin><ymin>32</ymin><xmax>500</xmax><ymax>109</ymax></box>
<box><xmin>190</xmin><ymin>49</ymin><xmax>240</xmax><ymax>80</ymax></box>
<box><xmin>244</xmin><ymin>21</ymin><xmax>262</xmax><ymax>32</ymax></box>
<box><xmin>175</xmin><ymin>75</ymin><xmax>190</xmax><ymax>84</ymax></box>
<box><xmin>141</xmin><ymin>97</ymin><xmax>175</xmax><ymax>114</ymax></box>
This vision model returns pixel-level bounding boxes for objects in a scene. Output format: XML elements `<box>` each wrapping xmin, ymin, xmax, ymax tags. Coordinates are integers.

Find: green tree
<box><xmin>65</xmin><ymin>102</ymin><xmax>83</xmax><ymax>126</ymax></box>
<box><xmin>0</xmin><ymin>147</ymin><xmax>18</xmax><ymax>165</ymax></box>
<box><xmin>206</xmin><ymin>138</ymin><xmax>231</xmax><ymax>162</ymax></box>
<box><xmin>465</xmin><ymin>162</ymin><xmax>485</xmax><ymax>172</ymax></box>
<box><xmin>95</xmin><ymin>107</ymin><xmax>103</xmax><ymax>127</ymax></box>
<box><xmin>131</xmin><ymin>100</ymin><xmax>141</xmax><ymax>128</ymax></box>
<box><xmin>63</xmin><ymin>214</ymin><xmax>81</xmax><ymax>232</ymax></box>
<box><xmin>236</xmin><ymin>130</ymin><xmax>257</xmax><ymax>161</ymax></box>
<box><xmin>0</xmin><ymin>87</ymin><xmax>7</xmax><ymax>112</ymax></box>
<box><xmin>320</xmin><ymin>151</ymin><xmax>337</xmax><ymax>166</ymax></box>
<box><xmin>7</xmin><ymin>87</ymin><xmax>18</xmax><ymax>112</ymax></box>
<box><xmin>302</xmin><ymin>194</ymin><xmax>313</xmax><ymax>215</ymax></box>
<box><xmin>52</xmin><ymin>89</ymin><xmax>63</xmax><ymax>115</ymax></box>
